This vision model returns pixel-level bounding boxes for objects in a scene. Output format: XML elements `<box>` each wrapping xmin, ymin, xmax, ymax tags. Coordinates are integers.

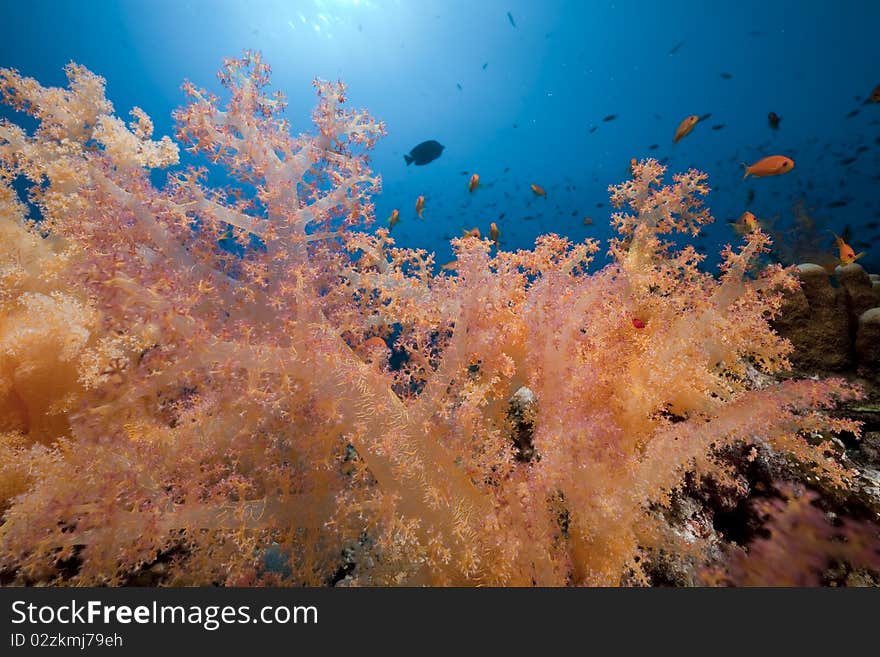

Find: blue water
<box><xmin>1</xmin><ymin>0</ymin><xmax>878</xmax><ymax>271</ymax></box>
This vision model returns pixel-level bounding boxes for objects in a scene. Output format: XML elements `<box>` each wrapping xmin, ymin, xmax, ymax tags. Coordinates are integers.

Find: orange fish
<box><xmin>415</xmin><ymin>195</ymin><xmax>425</xmax><ymax>219</ymax></box>
<box><xmin>462</xmin><ymin>227</ymin><xmax>481</xmax><ymax>238</ymax></box>
<box><xmin>388</xmin><ymin>208</ymin><xmax>400</xmax><ymax>229</ymax></box>
<box><xmin>362</xmin><ymin>336</ymin><xmax>388</xmax><ymax>351</ymax></box>
<box><xmin>582</xmin><ymin>217</ymin><xmax>593</xmax><ymax>226</ymax></box>
<box><xmin>468</xmin><ymin>173</ymin><xmax>480</xmax><ymax>193</ymax></box>
<box><xmin>530</xmin><ymin>183</ymin><xmax>547</xmax><ymax>198</ymax></box>
<box><xmin>742</xmin><ymin>155</ymin><xmax>794</xmax><ymax>179</ymax></box>
<box><xmin>489</xmin><ymin>221</ymin><xmax>499</xmax><ymax>245</ymax></box>
<box><xmin>629</xmin><ymin>158</ymin><xmax>637</xmax><ymax>175</ymax></box>
<box><xmin>673</xmin><ymin>115</ymin><xmax>699</xmax><ymax>143</ymax></box>
<box><xmin>833</xmin><ymin>233</ymin><xmax>865</xmax><ymax>265</ymax></box>
<box><xmin>729</xmin><ymin>211</ymin><xmax>761</xmax><ymax>236</ymax></box>
<box><xmin>632</xmin><ymin>317</ymin><xmax>646</xmax><ymax>329</ymax></box>
<box><xmin>869</xmin><ymin>84</ymin><xmax>880</xmax><ymax>103</ymax></box>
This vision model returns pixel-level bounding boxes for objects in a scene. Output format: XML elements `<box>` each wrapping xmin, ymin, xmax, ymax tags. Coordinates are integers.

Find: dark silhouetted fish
<box><xmin>840</xmin><ymin>157</ymin><xmax>857</xmax><ymax>165</ymax></box>
<box><xmin>504</xmin><ymin>167</ymin><xmax>510</xmax><ymax>173</ymax></box>
<box><xmin>603</xmin><ymin>114</ymin><xmax>618</xmax><ymax>122</ymax></box>
<box><xmin>507</xmin><ymin>11</ymin><xmax>516</xmax><ymax>28</ymax></box>
<box><xmin>482</xmin><ymin>62</ymin><xmax>488</xmax><ymax>70</ymax></box>
<box><xmin>589</xmin><ymin>126</ymin><xmax>598</xmax><ymax>133</ymax></box>
<box><xmin>768</xmin><ymin>111</ymin><xmax>781</xmax><ymax>129</ymax></box>
<box><xmin>845</xmin><ymin>109</ymin><xmax>860</xmax><ymax>118</ymax></box>
<box><xmin>828</xmin><ymin>200</ymin><xmax>849</xmax><ymax>208</ymax></box>
<box><xmin>668</xmin><ymin>40</ymin><xmax>684</xmax><ymax>55</ymax></box>
<box><xmin>648</xmin><ymin>143</ymin><xmax>659</xmax><ymax>150</ymax></box>
<box><xmin>456</xmin><ymin>83</ymin><xmax>462</xmax><ymax>91</ymax></box>
<box><xmin>699</xmin><ymin>113</ymin><xmax>712</xmax><ymax>121</ymax></box>
<box><xmin>720</xmin><ymin>72</ymin><xmax>732</xmax><ymax>79</ymax></box>
<box><xmin>404</xmin><ymin>140</ymin><xmax>445</xmax><ymax>166</ymax></box>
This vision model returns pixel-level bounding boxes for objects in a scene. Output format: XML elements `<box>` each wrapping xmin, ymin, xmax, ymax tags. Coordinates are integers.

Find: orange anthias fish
<box><xmin>729</xmin><ymin>210</ymin><xmax>761</xmax><ymax>236</ymax></box>
<box><xmin>673</xmin><ymin>115</ymin><xmax>699</xmax><ymax>143</ymax></box>
<box><xmin>388</xmin><ymin>208</ymin><xmax>400</xmax><ymax>229</ymax></box>
<box><xmin>468</xmin><ymin>173</ymin><xmax>480</xmax><ymax>193</ymax></box>
<box><xmin>868</xmin><ymin>83</ymin><xmax>880</xmax><ymax>103</ymax></box>
<box><xmin>489</xmin><ymin>221</ymin><xmax>499</xmax><ymax>245</ymax></box>
<box><xmin>629</xmin><ymin>158</ymin><xmax>637</xmax><ymax>175</ymax></box>
<box><xmin>415</xmin><ymin>195</ymin><xmax>425</xmax><ymax>219</ymax></box>
<box><xmin>742</xmin><ymin>155</ymin><xmax>795</xmax><ymax>179</ymax></box>
<box><xmin>462</xmin><ymin>227</ymin><xmax>481</xmax><ymax>238</ymax></box>
<box><xmin>530</xmin><ymin>183</ymin><xmax>547</xmax><ymax>198</ymax></box>
<box><xmin>833</xmin><ymin>233</ymin><xmax>865</xmax><ymax>265</ymax></box>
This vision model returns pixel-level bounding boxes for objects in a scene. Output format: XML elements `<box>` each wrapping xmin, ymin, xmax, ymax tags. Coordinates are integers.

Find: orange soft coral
<box><xmin>0</xmin><ymin>55</ymin><xmax>864</xmax><ymax>586</ymax></box>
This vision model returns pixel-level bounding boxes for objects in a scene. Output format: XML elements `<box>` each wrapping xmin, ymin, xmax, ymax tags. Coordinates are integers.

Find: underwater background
<box><xmin>1</xmin><ymin>0</ymin><xmax>878</xmax><ymax>272</ymax></box>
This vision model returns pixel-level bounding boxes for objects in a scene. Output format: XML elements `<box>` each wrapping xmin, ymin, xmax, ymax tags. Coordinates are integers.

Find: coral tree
<box><xmin>0</xmin><ymin>53</ymin><xmax>863</xmax><ymax>586</ymax></box>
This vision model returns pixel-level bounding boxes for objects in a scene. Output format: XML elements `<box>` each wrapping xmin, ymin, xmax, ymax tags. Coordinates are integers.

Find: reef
<box><xmin>0</xmin><ymin>53</ymin><xmax>877</xmax><ymax>586</ymax></box>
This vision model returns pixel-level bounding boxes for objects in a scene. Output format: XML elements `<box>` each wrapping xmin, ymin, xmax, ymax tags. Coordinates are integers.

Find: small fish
<box><xmin>530</xmin><ymin>184</ymin><xmax>547</xmax><ymax>198</ymax></box>
<box><xmin>462</xmin><ymin>227</ymin><xmax>481</xmax><ymax>238</ymax></box>
<box><xmin>870</xmin><ymin>83</ymin><xmax>880</xmax><ymax>103</ymax></box>
<box><xmin>405</xmin><ymin>140</ymin><xmax>444</xmax><ymax>166</ymax></box>
<box><xmin>388</xmin><ymin>209</ymin><xmax>400</xmax><ymax>229</ymax></box>
<box><xmin>589</xmin><ymin>125</ymin><xmax>598</xmax><ymax>133</ymax></box>
<box><xmin>729</xmin><ymin>211</ymin><xmax>760</xmax><ymax>235</ymax></box>
<box><xmin>840</xmin><ymin>157</ymin><xmax>857</xmax><ymax>165</ymax></box>
<box><xmin>768</xmin><ymin>112</ymin><xmax>781</xmax><ymax>130</ymax></box>
<box><xmin>833</xmin><ymin>233</ymin><xmax>865</xmax><ymax>265</ymax></box>
<box><xmin>456</xmin><ymin>83</ymin><xmax>462</xmax><ymax>91</ymax></box>
<box><xmin>668</xmin><ymin>40</ymin><xmax>685</xmax><ymax>55</ymax></box>
<box><xmin>489</xmin><ymin>222</ymin><xmax>500</xmax><ymax>245</ymax></box>
<box><xmin>698</xmin><ymin>113</ymin><xmax>712</xmax><ymax>121</ymax></box>
<box><xmin>747</xmin><ymin>189</ymin><xmax>755</xmax><ymax>205</ymax></box>
<box><xmin>742</xmin><ymin>155</ymin><xmax>794</xmax><ymax>179</ymax></box>
<box><xmin>673</xmin><ymin>115</ymin><xmax>699</xmax><ymax>143</ymax></box>
<box><xmin>648</xmin><ymin>143</ymin><xmax>659</xmax><ymax>150</ymax></box>
<box><xmin>507</xmin><ymin>11</ymin><xmax>516</xmax><ymax>28</ymax></box>
<box><xmin>845</xmin><ymin>109</ymin><xmax>860</xmax><ymax>118</ymax></box>
<box><xmin>482</xmin><ymin>62</ymin><xmax>488</xmax><ymax>70</ymax></box>
<box><xmin>632</xmin><ymin>317</ymin><xmax>646</xmax><ymax>329</ymax></box>
<box><xmin>603</xmin><ymin>114</ymin><xmax>618</xmax><ymax>122</ymax></box>
<box><xmin>468</xmin><ymin>173</ymin><xmax>480</xmax><ymax>193</ymax></box>
<box><xmin>582</xmin><ymin>217</ymin><xmax>593</xmax><ymax>226</ymax></box>
<box><xmin>629</xmin><ymin>157</ymin><xmax>637</xmax><ymax>175</ymax></box>
<box><xmin>828</xmin><ymin>200</ymin><xmax>848</xmax><ymax>208</ymax></box>
<box><xmin>711</xmin><ymin>124</ymin><xmax>726</xmax><ymax>130</ymax></box>
<box><xmin>441</xmin><ymin>260</ymin><xmax>458</xmax><ymax>271</ymax></box>
<box><xmin>720</xmin><ymin>72</ymin><xmax>733</xmax><ymax>79</ymax></box>
<box><xmin>415</xmin><ymin>195</ymin><xmax>425</xmax><ymax>219</ymax></box>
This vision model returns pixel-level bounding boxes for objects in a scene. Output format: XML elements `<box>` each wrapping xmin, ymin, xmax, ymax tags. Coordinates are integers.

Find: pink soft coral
<box><xmin>0</xmin><ymin>53</ymin><xmax>863</xmax><ymax>586</ymax></box>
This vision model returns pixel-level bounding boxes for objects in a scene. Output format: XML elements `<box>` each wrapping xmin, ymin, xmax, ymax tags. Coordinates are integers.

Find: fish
<box><xmin>503</xmin><ymin>167</ymin><xmax>510</xmax><ymax>173</ymax></box>
<box><xmin>828</xmin><ymin>200</ymin><xmax>848</xmax><ymax>208</ymax></box>
<box><xmin>603</xmin><ymin>114</ymin><xmax>618</xmax><ymax>122</ymax></box>
<box><xmin>746</xmin><ymin>189</ymin><xmax>755</xmax><ymax>205</ymax></box>
<box><xmin>482</xmin><ymin>62</ymin><xmax>488</xmax><ymax>70</ymax></box>
<box><xmin>711</xmin><ymin>124</ymin><xmax>726</xmax><ymax>130</ymax></box>
<box><xmin>720</xmin><ymin>72</ymin><xmax>733</xmax><ymax>79</ymax></box>
<box><xmin>589</xmin><ymin>126</ymin><xmax>598</xmax><ymax>133</ymax></box>
<box><xmin>845</xmin><ymin>109</ymin><xmax>860</xmax><ymax>118</ymax></box>
<box><xmin>632</xmin><ymin>318</ymin><xmax>646</xmax><ymax>329</ymax></box>
<box><xmin>668</xmin><ymin>40</ymin><xmax>684</xmax><ymax>55</ymax></box>
<box><xmin>489</xmin><ymin>222</ymin><xmax>500</xmax><ymax>245</ymax></box>
<box><xmin>699</xmin><ymin>113</ymin><xmax>712</xmax><ymax>122</ymax></box>
<box><xmin>507</xmin><ymin>11</ymin><xmax>516</xmax><ymax>28</ymax></box>
<box><xmin>673</xmin><ymin>115</ymin><xmax>699</xmax><ymax>143</ymax></box>
<box><xmin>840</xmin><ymin>157</ymin><xmax>857</xmax><ymax>165</ymax></box>
<box><xmin>456</xmin><ymin>83</ymin><xmax>462</xmax><ymax>91</ymax></box>
<box><xmin>530</xmin><ymin>184</ymin><xmax>547</xmax><ymax>198</ymax></box>
<box><xmin>629</xmin><ymin>157</ymin><xmax>637</xmax><ymax>175</ymax></box>
<box><xmin>870</xmin><ymin>84</ymin><xmax>880</xmax><ymax>103</ymax></box>
<box><xmin>833</xmin><ymin>233</ymin><xmax>865</xmax><ymax>265</ymax></box>
<box><xmin>405</xmin><ymin>140</ymin><xmax>445</xmax><ymax>166</ymax></box>
<box><xmin>742</xmin><ymin>155</ymin><xmax>794</xmax><ymax>179</ymax></box>
<box><xmin>729</xmin><ymin>211</ymin><xmax>761</xmax><ymax>235</ymax></box>
<box><xmin>648</xmin><ymin>143</ymin><xmax>659</xmax><ymax>150</ymax></box>
<box><xmin>388</xmin><ymin>209</ymin><xmax>400</xmax><ymax>229</ymax></box>
<box><xmin>462</xmin><ymin>227</ymin><xmax>481</xmax><ymax>238</ymax></box>
<box><xmin>468</xmin><ymin>173</ymin><xmax>480</xmax><ymax>193</ymax></box>
<box><xmin>768</xmin><ymin>112</ymin><xmax>781</xmax><ymax>129</ymax></box>
<box><xmin>582</xmin><ymin>217</ymin><xmax>593</xmax><ymax>226</ymax></box>
<box><xmin>415</xmin><ymin>195</ymin><xmax>425</xmax><ymax>219</ymax></box>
